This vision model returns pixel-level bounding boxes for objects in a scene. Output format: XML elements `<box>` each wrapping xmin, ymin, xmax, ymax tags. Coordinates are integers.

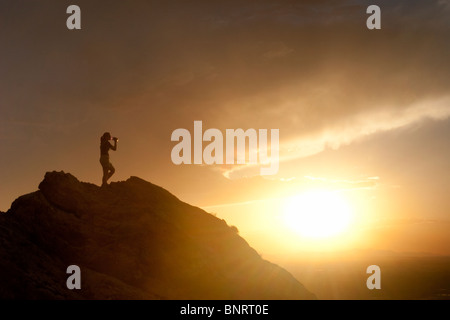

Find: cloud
<box><xmin>221</xmin><ymin>95</ymin><xmax>450</xmax><ymax>179</ymax></box>
<box><xmin>303</xmin><ymin>176</ymin><xmax>378</xmax><ymax>190</ymax></box>
<box><xmin>282</xmin><ymin>95</ymin><xmax>450</xmax><ymax>158</ymax></box>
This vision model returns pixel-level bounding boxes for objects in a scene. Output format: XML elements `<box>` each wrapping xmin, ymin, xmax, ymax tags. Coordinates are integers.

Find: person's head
<box><xmin>101</xmin><ymin>132</ymin><xmax>111</xmax><ymax>141</ymax></box>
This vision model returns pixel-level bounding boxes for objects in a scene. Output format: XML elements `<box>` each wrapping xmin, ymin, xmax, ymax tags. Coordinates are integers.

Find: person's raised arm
<box><xmin>111</xmin><ymin>137</ymin><xmax>118</xmax><ymax>151</ymax></box>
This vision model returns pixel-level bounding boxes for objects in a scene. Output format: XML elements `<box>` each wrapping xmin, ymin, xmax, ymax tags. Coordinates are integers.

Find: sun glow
<box><xmin>283</xmin><ymin>190</ymin><xmax>353</xmax><ymax>239</ymax></box>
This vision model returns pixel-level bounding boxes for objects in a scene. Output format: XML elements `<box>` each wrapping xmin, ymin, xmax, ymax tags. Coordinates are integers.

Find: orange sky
<box><xmin>1</xmin><ymin>0</ymin><xmax>450</xmax><ymax>256</ymax></box>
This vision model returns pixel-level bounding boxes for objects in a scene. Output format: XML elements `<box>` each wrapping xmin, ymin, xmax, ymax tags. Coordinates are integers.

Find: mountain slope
<box><xmin>0</xmin><ymin>171</ymin><xmax>315</xmax><ymax>299</ymax></box>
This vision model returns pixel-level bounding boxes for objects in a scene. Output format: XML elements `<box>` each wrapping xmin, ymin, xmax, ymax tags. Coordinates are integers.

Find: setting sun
<box><xmin>283</xmin><ymin>190</ymin><xmax>353</xmax><ymax>238</ymax></box>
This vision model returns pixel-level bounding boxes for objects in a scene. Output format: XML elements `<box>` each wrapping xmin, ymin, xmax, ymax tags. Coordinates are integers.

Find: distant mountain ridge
<box><xmin>0</xmin><ymin>171</ymin><xmax>315</xmax><ymax>299</ymax></box>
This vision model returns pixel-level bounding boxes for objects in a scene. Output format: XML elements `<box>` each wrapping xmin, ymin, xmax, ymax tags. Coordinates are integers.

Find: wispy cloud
<box><xmin>281</xmin><ymin>95</ymin><xmax>450</xmax><ymax>160</ymax></box>
<box><xmin>221</xmin><ymin>95</ymin><xmax>450</xmax><ymax>179</ymax></box>
<box><xmin>303</xmin><ymin>176</ymin><xmax>378</xmax><ymax>190</ymax></box>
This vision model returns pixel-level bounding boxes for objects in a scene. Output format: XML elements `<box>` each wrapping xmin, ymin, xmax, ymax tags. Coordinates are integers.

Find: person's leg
<box><xmin>100</xmin><ymin>157</ymin><xmax>108</xmax><ymax>186</ymax></box>
<box><xmin>100</xmin><ymin>156</ymin><xmax>114</xmax><ymax>186</ymax></box>
<box><xmin>102</xmin><ymin>166</ymin><xmax>109</xmax><ymax>186</ymax></box>
<box><xmin>106</xmin><ymin>164</ymin><xmax>115</xmax><ymax>182</ymax></box>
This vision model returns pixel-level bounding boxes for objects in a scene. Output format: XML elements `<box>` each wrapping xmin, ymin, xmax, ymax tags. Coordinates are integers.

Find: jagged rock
<box><xmin>0</xmin><ymin>171</ymin><xmax>315</xmax><ymax>300</ymax></box>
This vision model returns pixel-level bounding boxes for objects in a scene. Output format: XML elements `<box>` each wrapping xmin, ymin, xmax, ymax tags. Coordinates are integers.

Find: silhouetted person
<box><xmin>100</xmin><ymin>132</ymin><xmax>118</xmax><ymax>186</ymax></box>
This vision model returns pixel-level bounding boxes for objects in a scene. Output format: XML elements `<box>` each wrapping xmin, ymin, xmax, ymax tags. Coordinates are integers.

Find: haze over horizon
<box><xmin>1</xmin><ymin>0</ymin><xmax>450</xmax><ymax>256</ymax></box>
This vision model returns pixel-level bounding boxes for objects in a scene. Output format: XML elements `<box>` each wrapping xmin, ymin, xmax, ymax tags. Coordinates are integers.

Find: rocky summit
<box><xmin>0</xmin><ymin>171</ymin><xmax>315</xmax><ymax>300</ymax></box>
